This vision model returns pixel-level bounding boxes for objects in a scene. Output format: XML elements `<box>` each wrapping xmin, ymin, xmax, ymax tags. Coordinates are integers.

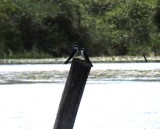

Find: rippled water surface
<box><xmin>0</xmin><ymin>63</ymin><xmax>160</xmax><ymax>84</ymax></box>
<box><xmin>0</xmin><ymin>63</ymin><xmax>160</xmax><ymax>129</ymax></box>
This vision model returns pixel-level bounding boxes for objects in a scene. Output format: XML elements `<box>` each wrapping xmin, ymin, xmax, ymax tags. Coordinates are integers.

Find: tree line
<box><xmin>0</xmin><ymin>0</ymin><xmax>159</xmax><ymax>58</ymax></box>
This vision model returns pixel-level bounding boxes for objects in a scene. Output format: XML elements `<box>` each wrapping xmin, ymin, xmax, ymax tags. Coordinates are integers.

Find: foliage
<box><xmin>81</xmin><ymin>0</ymin><xmax>156</xmax><ymax>56</ymax></box>
<box><xmin>0</xmin><ymin>0</ymin><xmax>22</xmax><ymax>56</ymax></box>
<box><xmin>108</xmin><ymin>1</ymin><xmax>153</xmax><ymax>55</ymax></box>
<box><xmin>0</xmin><ymin>0</ymin><xmax>159</xmax><ymax>58</ymax></box>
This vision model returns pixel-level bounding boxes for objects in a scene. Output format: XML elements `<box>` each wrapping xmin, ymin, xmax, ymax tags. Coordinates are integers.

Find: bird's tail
<box><xmin>89</xmin><ymin>61</ymin><xmax>93</xmax><ymax>67</ymax></box>
<box><xmin>64</xmin><ymin>58</ymin><xmax>71</xmax><ymax>64</ymax></box>
<box><xmin>64</xmin><ymin>60</ymin><xmax>69</xmax><ymax>64</ymax></box>
<box><xmin>86</xmin><ymin>59</ymin><xmax>93</xmax><ymax>67</ymax></box>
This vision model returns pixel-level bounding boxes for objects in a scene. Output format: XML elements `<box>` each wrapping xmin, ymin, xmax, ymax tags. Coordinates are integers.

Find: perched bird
<box><xmin>81</xmin><ymin>48</ymin><xmax>93</xmax><ymax>67</ymax></box>
<box><xmin>64</xmin><ymin>45</ymin><xmax>78</xmax><ymax>64</ymax></box>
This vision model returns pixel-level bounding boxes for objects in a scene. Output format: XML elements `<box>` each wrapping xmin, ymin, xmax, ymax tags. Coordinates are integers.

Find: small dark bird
<box><xmin>81</xmin><ymin>48</ymin><xmax>93</xmax><ymax>67</ymax></box>
<box><xmin>64</xmin><ymin>45</ymin><xmax>78</xmax><ymax>64</ymax></box>
<box><xmin>143</xmin><ymin>53</ymin><xmax>148</xmax><ymax>62</ymax></box>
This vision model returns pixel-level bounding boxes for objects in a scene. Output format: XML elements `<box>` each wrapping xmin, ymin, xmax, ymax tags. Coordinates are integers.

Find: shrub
<box><xmin>84</xmin><ymin>0</ymin><xmax>155</xmax><ymax>56</ymax></box>
<box><xmin>0</xmin><ymin>0</ymin><xmax>23</xmax><ymax>56</ymax></box>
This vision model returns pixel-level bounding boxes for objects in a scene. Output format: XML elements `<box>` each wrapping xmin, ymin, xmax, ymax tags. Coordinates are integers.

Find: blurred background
<box><xmin>0</xmin><ymin>0</ymin><xmax>159</xmax><ymax>58</ymax></box>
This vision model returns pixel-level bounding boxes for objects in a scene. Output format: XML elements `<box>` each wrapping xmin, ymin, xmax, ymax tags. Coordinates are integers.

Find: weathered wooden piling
<box><xmin>53</xmin><ymin>58</ymin><xmax>92</xmax><ymax>129</ymax></box>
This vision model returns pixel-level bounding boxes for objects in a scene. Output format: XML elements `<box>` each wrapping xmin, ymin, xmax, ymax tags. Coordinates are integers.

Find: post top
<box><xmin>72</xmin><ymin>58</ymin><xmax>92</xmax><ymax>68</ymax></box>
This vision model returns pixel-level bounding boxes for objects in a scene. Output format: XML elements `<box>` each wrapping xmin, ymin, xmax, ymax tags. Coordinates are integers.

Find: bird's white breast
<box><xmin>74</xmin><ymin>48</ymin><xmax>78</xmax><ymax>57</ymax></box>
<box><xmin>81</xmin><ymin>50</ymin><xmax>85</xmax><ymax>59</ymax></box>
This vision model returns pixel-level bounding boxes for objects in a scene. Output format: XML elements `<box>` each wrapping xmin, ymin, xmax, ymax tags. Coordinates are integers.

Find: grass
<box><xmin>1</xmin><ymin>48</ymin><xmax>53</xmax><ymax>59</ymax></box>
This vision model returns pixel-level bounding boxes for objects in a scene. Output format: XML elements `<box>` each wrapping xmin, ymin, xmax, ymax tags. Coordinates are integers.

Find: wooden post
<box><xmin>53</xmin><ymin>58</ymin><xmax>92</xmax><ymax>129</ymax></box>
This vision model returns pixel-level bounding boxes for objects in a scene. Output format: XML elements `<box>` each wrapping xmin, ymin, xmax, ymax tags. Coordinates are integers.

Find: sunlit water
<box><xmin>0</xmin><ymin>63</ymin><xmax>160</xmax><ymax>129</ymax></box>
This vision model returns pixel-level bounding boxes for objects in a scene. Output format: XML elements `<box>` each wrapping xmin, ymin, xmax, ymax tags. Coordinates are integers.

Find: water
<box><xmin>0</xmin><ymin>63</ymin><xmax>160</xmax><ymax>129</ymax></box>
<box><xmin>1</xmin><ymin>63</ymin><xmax>160</xmax><ymax>84</ymax></box>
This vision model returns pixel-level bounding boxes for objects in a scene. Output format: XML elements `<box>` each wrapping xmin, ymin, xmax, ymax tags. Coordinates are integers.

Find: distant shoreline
<box><xmin>0</xmin><ymin>56</ymin><xmax>160</xmax><ymax>64</ymax></box>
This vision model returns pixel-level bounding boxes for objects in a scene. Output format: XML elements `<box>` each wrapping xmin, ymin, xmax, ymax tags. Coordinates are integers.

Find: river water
<box><xmin>0</xmin><ymin>63</ymin><xmax>160</xmax><ymax>129</ymax></box>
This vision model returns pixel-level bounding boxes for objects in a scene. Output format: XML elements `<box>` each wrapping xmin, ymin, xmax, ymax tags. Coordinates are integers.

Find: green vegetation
<box><xmin>0</xmin><ymin>0</ymin><xmax>159</xmax><ymax>58</ymax></box>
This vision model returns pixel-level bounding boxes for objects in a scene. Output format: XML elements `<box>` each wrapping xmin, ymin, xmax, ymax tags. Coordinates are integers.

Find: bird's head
<box><xmin>73</xmin><ymin>45</ymin><xmax>78</xmax><ymax>49</ymax></box>
<box><xmin>81</xmin><ymin>48</ymin><xmax>85</xmax><ymax>51</ymax></box>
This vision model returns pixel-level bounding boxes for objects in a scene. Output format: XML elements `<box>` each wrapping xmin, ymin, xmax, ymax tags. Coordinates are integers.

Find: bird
<box><xmin>81</xmin><ymin>48</ymin><xmax>93</xmax><ymax>67</ymax></box>
<box><xmin>64</xmin><ymin>45</ymin><xmax>78</xmax><ymax>64</ymax></box>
